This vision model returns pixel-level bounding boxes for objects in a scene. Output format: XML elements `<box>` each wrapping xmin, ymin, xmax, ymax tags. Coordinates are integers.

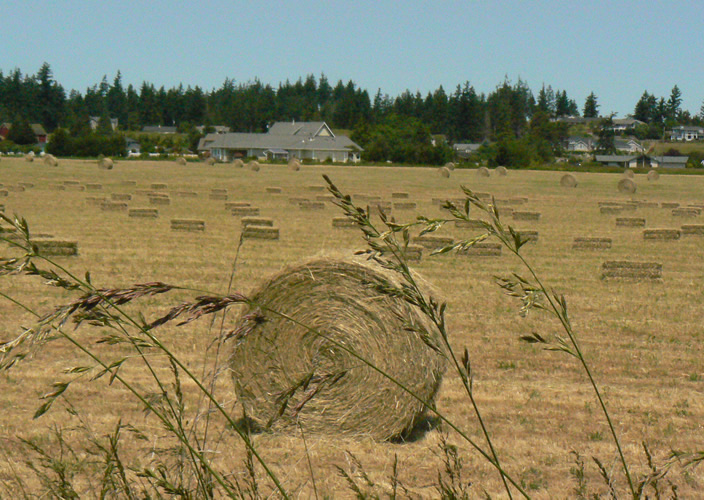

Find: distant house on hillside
<box><xmin>31</xmin><ymin>124</ymin><xmax>48</xmax><ymax>146</ymax></box>
<box><xmin>195</xmin><ymin>125</ymin><xmax>230</xmax><ymax>134</ymax></box>
<box><xmin>89</xmin><ymin>116</ymin><xmax>119</xmax><ymax>131</ymax></box>
<box><xmin>614</xmin><ymin>138</ymin><xmax>644</xmax><ymax>153</ymax></box>
<box><xmin>198</xmin><ymin>121</ymin><xmax>362</xmax><ymax>163</ymax></box>
<box><xmin>554</xmin><ymin>116</ymin><xmax>601</xmax><ymax>126</ymax></box>
<box><xmin>453</xmin><ymin>143</ymin><xmax>484</xmax><ymax>159</ymax></box>
<box><xmin>565</xmin><ymin>136</ymin><xmax>596</xmax><ymax>152</ymax></box>
<box><xmin>612</xmin><ymin>118</ymin><xmax>645</xmax><ymax>133</ymax></box>
<box><xmin>670</xmin><ymin>125</ymin><xmax>704</xmax><ymax>141</ymax></box>
<box><xmin>142</xmin><ymin>125</ymin><xmax>177</xmax><ymax>134</ymax></box>
<box><xmin>126</xmin><ymin>138</ymin><xmax>141</xmax><ymax>157</ymax></box>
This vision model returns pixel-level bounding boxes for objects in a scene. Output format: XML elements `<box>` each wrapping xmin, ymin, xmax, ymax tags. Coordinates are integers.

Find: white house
<box><xmin>199</xmin><ymin>121</ymin><xmax>362</xmax><ymax>163</ymax></box>
<box><xmin>670</xmin><ymin>126</ymin><xmax>704</xmax><ymax>141</ymax></box>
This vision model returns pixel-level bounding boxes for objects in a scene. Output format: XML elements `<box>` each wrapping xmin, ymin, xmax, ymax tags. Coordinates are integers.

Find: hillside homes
<box><xmin>198</xmin><ymin>121</ymin><xmax>362</xmax><ymax>163</ymax></box>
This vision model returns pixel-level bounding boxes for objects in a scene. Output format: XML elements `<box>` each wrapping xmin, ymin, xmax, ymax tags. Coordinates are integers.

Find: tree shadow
<box><xmin>391</xmin><ymin>414</ymin><xmax>442</xmax><ymax>444</ymax></box>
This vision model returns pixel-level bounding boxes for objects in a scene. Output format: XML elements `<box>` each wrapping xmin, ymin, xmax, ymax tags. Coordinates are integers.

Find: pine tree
<box><xmin>583</xmin><ymin>92</ymin><xmax>599</xmax><ymax>118</ymax></box>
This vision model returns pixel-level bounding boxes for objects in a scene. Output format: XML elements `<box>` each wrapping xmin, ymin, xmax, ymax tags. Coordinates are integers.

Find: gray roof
<box><xmin>267</xmin><ymin>121</ymin><xmax>331</xmax><ymax>136</ymax></box>
<box><xmin>142</xmin><ymin>125</ymin><xmax>177</xmax><ymax>134</ymax></box>
<box><xmin>652</xmin><ymin>155</ymin><xmax>688</xmax><ymax>164</ymax></box>
<box><xmin>453</xmin><ymin>143</ymin><xmax>483</xmax><ymax>152</ymax></box>
<box><xmin>31</xmin><ymin>124</ymin><xmax>47</xmax><ymax>135</ymax></box>
<box><xmin>595</xmin><ymin>155</ymin><xmax>637</xmax><ymax>162</ymax></box>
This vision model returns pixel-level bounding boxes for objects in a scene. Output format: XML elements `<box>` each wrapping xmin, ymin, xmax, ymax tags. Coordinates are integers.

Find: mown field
<box><xmin>1</xmin><ymin>158</ymin><xmax>703</xmax><ymax>497</ymax></box>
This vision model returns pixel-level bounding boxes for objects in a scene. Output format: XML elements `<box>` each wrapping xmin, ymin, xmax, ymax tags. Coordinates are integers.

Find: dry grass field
<box><xmin>1</xmin><ymin>158</ymin><xmax>704</xmax><ymax>497</ymax></box>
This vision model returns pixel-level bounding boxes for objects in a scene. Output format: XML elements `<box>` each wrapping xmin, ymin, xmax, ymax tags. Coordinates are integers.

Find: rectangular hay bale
<box><xmin>661</xmin><ymin>202</ymin><xmax>680</xmax><ymax>209</ymax></box>
<box><xmin>643</xmin><ymin>229</ymin><xmax>680</xmax><ymax>240</ymax></box>
<box><xmin>306</xmin><ymin>185</ymin><xmax>326</xmax><ymax>192</ymax></box>
<box><xmin>412</xmin><ymin>235</ymin><xmax>454</xmax><ymax>249</ymax></box>
<box><xmin>242</xmin><ymin>225</ymin><xmax>279</xmax><ymax>240</ymax></box>
<box><xmin>209</xmin><ymin>193</ymin><xmax>228</xmax><ymax>200</ymax></box>
<box><xmin>171</xmin><ymin>219</ymin><xmax>205</xmax><ymax>232</ymax></box>
<box><xmin>266</xmin><ymin>187</ymin><xmax>283</xmax><ymax>194</ymax></box>
<box><xmin>681</xmin><ymin>225</ymin><xmax>704</xmax><ymax>236</ymax></box>
<box><xmin>176</xmin><ymin>191</ymin><xmax>198</xmax><ymax>198</ymax></box>
<box><xmin>672</xmin><ymin>208</ymin><xmax>700</xmax><ymax>218</ymax></box>
<box><xmin>601</xmin><ymin>261</ymin><xmax>662</xmax><ymax>280</ymax></box>
<box><xmin>231</xmin><ymin>207</ymin><xmax>260</xmax><ymax>216</ymax></box>
<box><xmin>34</xmin><ymin>240</ymin><xmax>78</xmax><ymax>257</ymax></box>
<box><xmin>404</xmin><ymin>244</ymin><xmax>423</xmax><ymax>261</ymax></box>
<box><xmin>101</xmin><ymin>202</ymin><xmax>128</xmax><ymax>212</ymax></box>
<box><xmin>332</xmin><ymin>217</ymin><xmax>357</xmax><ymax>228</ymax></box>
<box><xmin>600</xmin><ymin>206</ymin><xmax>624</xmax><ymax>215</ymax></box>
<box><xmin>128</xmin><ymin>208</ymin><xmax>159</xmax><ymax>218</ymax></box>
<box><xmin>516</xmin><ymin>230</ymin><xmax>539</xmax><ymax>243</ymax></box>
<box><xmin>391</xmin><ymin>192</ymin><xmax>409</xmax><ymax>199</ymax></box>
<box><xmin>225</xmin><ymin>201</ymin><xmax>251</xmax><ymax>209</ymax></box>
<box><xmin>299</xmin><ymin>201</ymin><xmax>326</xmax><ymax>210</ymax></box>
<box><xmin>455</xmin><ymin>219</ymin><xmax>486</xmax><ymax>229</ymax></box>
<box><xmin>151</xmin><ymin>183</ymin><xmax>168</xmax><ymax>190</ymax></box>
<box><xmin>393</xmin><ymin>202</ymin><xmax>417</xmax><ymax>210</ymax></box>
<box><xmin>149</xmin><ymin>196</ymin><xmax>171</xmax><ymax>206</ymax></box>
<box><xmin>241</xmin><ymin>217</ymin><xmax>274</xmax><ymax>228</ymax></box>
<box><xmin>85</xmin><ymin>183</ymin><xmax>103</xmax><ymax>191</ymax></box>
<box><xmin>572</xmin><ymin>237</ymin><xmax>612</xmax><ymax>250</ymax></box>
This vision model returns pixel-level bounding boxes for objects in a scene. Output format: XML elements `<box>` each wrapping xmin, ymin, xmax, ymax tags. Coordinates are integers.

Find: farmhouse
<box><xmin>594</xmin><ymin>154</ymin><xmax>639</xmax><ymax>168</ymax></box>
<box><xmin>650</xmin><ymin>155</ymin><xmax>689</xmax><ymax>169</ymax></box>
<box><xmin>199</xmin><ymin>121</ymin><xmax>362</xmax><ymax>163</ymax></box>
<box><xmin>670</xmin><ymin>125</ymin><xmax>704</xmax><ymax>141</ymax></box>
<box><xmin>612</xmin><ymin>118</ymin><xmax>645</xmax><ymax>133</ymax></box>
<box><xmin>453</xmin><ymin>143</ymin><xmax>484</xmax><ymax>158</ymax></box>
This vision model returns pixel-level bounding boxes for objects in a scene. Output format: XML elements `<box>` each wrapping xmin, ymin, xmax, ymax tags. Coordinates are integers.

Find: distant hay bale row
<box><xmin>111</xmin><ymin>193</ymin><xmax>132</xmax><ymax>201</ymax></box>
<box><xmin>560</xmin><ymin>173</ymin><xmax>578</xmax><ymax>187</ymax></box>
<box><xmin>266</xmin><ymin>187</ymin><xmax>283</xmax><ymax>194</ymax></box>
<box><xmin>647</xmin><ymin>170</ymin><xmax>660</xmax><ymax>181</ymax></box>
<box><xmin>370</xmin><ymin>201</ymin><xmax>392</xmax><ymax>211</ymax></box>
<box><xmin>672</xmin><ymin>208</ymin><xmax>700</xmax><ymax>218</ymax></box>
<box><xmin>176</xmin><ymin>191</ymin><xmax>198</xmax><ymax>198</ymax></box>
<box><xmin>135</xmin><ymin>189</ymin><xmax>152</xmax><ymax>196</ymax></box>
<box><xmin>288</xmin><ymin>197</ymin><xmax>309</xmax><ymax>205</ymax></box>
<box><xmin>661</xmin><ymin>202</ymin><xmax>680</xmax><ymax>209</ymax></box>
<box><xmin>393</xmin><ymin>202</ymin><xmax>417</xmax><ymax>210</ymax></box>
<box><xmin>7</xmin><ymin>185</ymin><xmax>25</xmax><ymax>192</ymax></box>
<box><xmin>242</xmin><ymin>225</ymin><xmax>279</xmax><ymax>240</ymax></box>
<box><xmin>241</xmin><ymin>217</ymin><xmax>274</xmax><ymax>228</ymax></box>
<box><xmin>476</xmin><ymin>166</ymin><xmax>490</xmax><ymax>177</ymax></box>
<box><xmin>225</xmin><ymin>201</ymin><xmax>251</xmax><ymax>209</ymax></box>
<box><xmin>495</xmin><ymin>166</ymin><xmax>508</xmax><ymax>176</ymax></box>
<box><xmin>332</xmin><ymin>217</ymin><xmax>356</xmax><ymax>229</ymax></box>
<box><xmin>299</xmin><ymin>201</ymin><xmax>326</xmax><ymax>210</ymax></box>
<box><xmin>101</xmin><ymin>202</ymin><xmax>128</xmax><ymax>212</ymax></box>
<box><xmin>128</xmin><ymin>208</ymin><xmax>159</xmax><ymax>218</ymax></box>
<box><xmin>412</xmin><ymin>235</ymin><xmax>454</xmax><ymax>249</ymax></box>
<box><xmin>98</xmin><ymin>157</ymin><xmax>114</xmax><ymax>169</ymax></box>
<box><xmin>572</xmin><ymin>237</ymin><xmax>612</xmax><ymax>250</ymax></box>
<box><xmin>85</xmin><ymin>183</ymin><xmax>103</xmax><ymax>191</ymax></box>
<box><xmin>228</xmin><ymin>258</ymin><xmax>445</xmax><ymax>440</ymax></box>
<box><xmin>43</xmin><ymin>154</ymin><xmax>58</xmax><ymax>166</ymax></box>
<box><xmin>171</xmin><ymin>219</ymin><xmax>205</xmax><ymax>232</ymax></box>
<box><xmin>391</xmin><ymin>192</ymin><xmax>409</xmax><ymax>199</ymax></box>
<box><xmin>512</xmin><ymin>211</ymin><xmax>541</xmax><ymax>221</ymax></box>
<box><xmin>34</xmin><ymin>240</ymin><xmax>78</xmax><ymax>257</ymax></box>
<box><xmin>643</xmin><ymin>229</ymin><xmax>680</xmax><ymax>240</ymax></box>
<box><xmin>616</xmin><ymin>217</ymin><xmax>646</xmax><ymax>227</ymax></box>
<box><xmin>601</xmin><ymin>206</ymin><xmax>625</xmax><ymax>215</ymax></box>
<box><xmin>458</xmin><ymin>242</ymin><xmax>502</xmax><ymax>256</ymax></box>
<box><xmin>602</xmin><ymin>261</ymin><xmax>662</xmax><ymax>280</ymax></box>
<box><xmin>638</xmin><ymin>201</ymin><xmax>659</xmax><ymax>208</ymax></box>
<box><xmin>231</xmin><ymin>207</ymin><xmax>260</xmax><ymax>216</ymax></box>
<box><xmin>496</xmin><ymin>197</ymin><xmax>528</xmax><ymax>206</ymax></box>
<box><xmin>617</xmin><ymin>178</ymin><xmax>637</xmax><ymax>193</ymax></box>
<box><xmin>64</xmin><ymin>180</ymin><xmax>80</xmax><ymax>185</ymax></box>
<box><xmin>151</xmin><ymin>183</ymin><xmax>168</xmax><ymax>190</ymax></box>
<box><xmin>681</xmin><ymin>225</ymin><xmax>704</xmax><ymax>236</ymax></box>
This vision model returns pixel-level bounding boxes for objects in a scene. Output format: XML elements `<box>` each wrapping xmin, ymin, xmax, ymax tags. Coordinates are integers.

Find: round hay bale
<box><xmin>204</xmin><ymin>157</ymin><xmax>216</xmax><ymax>166</ymax></box>
<box><xmin>248</xmin><ymin>161</ymin><xmax>260</xmax><ymax>172</ymax></box>
<box><xmin>288</xmin><ymin>158</ymin><xmax>301</xmax><ymax>171</ymax></box>
<box><xmin>99</xmin><ymin>157</ymin><xmax>114</xmax><ymax>170</ymax></box>
<box><xmin>229</xmin><ymin>258</ymin><xmax>446</xmax><ymax>440</ymax></box>
<box><xmin>623</xmin><ymin>168</ymin><xmax>635</xmax><ymax>179</ymax></box>
<box><xmin>175</xmin><ymin>157</ymin><xmax>187</xmax><ymax>166</ymax></box>
<box><xmin>647</xmin><ymin>169</ymin><xmax>659</xmax><ymax>181</ymax></box>
<box><xmin>43</xmin><ymin>154</ymin><xmax>58</xmax><ymax>166</ymax></box>
<box><xmin>439</xmin><ymin>166</ymin><xmax>451</xmax><ymax>178</ymax></box>
<box><xmin>560</xmin><ymin>173</ymin><xmax>578</xmax><ymax>188</ymax></box>
<box><xmin>618</xmin><ymin>178</ymin><xmax>637</xmax><ymax>194</ymax></box>
<box><xmin>444</xmin><ymin>162</ymin><xmax>455</xmax><ymax>171</ymax></box>
<box><xmin>24</xmin><ymin>154</ymin><xmax>34</xmax><ymax>163</ymax></box>
<box><xmin>495</xmin><ymin>166</ymin><xmax>508</xmax><ymax>176</ymax></box>
<box><xmin>477</xmin><ymin>166</ymin><xmax>490</xmax><ymax>177</ymax></box>
<box><xmin>233</xmin><ymin>159</ymin><xmax>244</xmax><ymax>168</ymax></box>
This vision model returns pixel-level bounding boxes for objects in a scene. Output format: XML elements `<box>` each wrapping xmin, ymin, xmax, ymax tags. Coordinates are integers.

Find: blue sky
<box><xmin>4</xmin><ymin>0</ymin><xmax>703</xmax><ymax>117</ymax></box>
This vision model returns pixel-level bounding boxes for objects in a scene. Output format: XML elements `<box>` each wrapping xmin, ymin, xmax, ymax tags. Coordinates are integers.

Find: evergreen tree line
<box><xmin>1</xmin><ymin>63</ymin><xmax>702</xmax><ymax>165</ymax></box>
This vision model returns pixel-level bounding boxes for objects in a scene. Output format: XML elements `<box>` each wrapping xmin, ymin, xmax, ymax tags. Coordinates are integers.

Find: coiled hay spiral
<box><xmin>560</xmin><ymin>173</ymin><xmax>577</xmax><ymax>187</ymax></box>
<box><xmin>618</xmin><ymin>178</ymin><xmax>636</xmax><ymax>194</ymax></box>
<box><xmin>229</xmin><ymin>258</ymin><xmax>446</xmax><ymax>440</ymax></box>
